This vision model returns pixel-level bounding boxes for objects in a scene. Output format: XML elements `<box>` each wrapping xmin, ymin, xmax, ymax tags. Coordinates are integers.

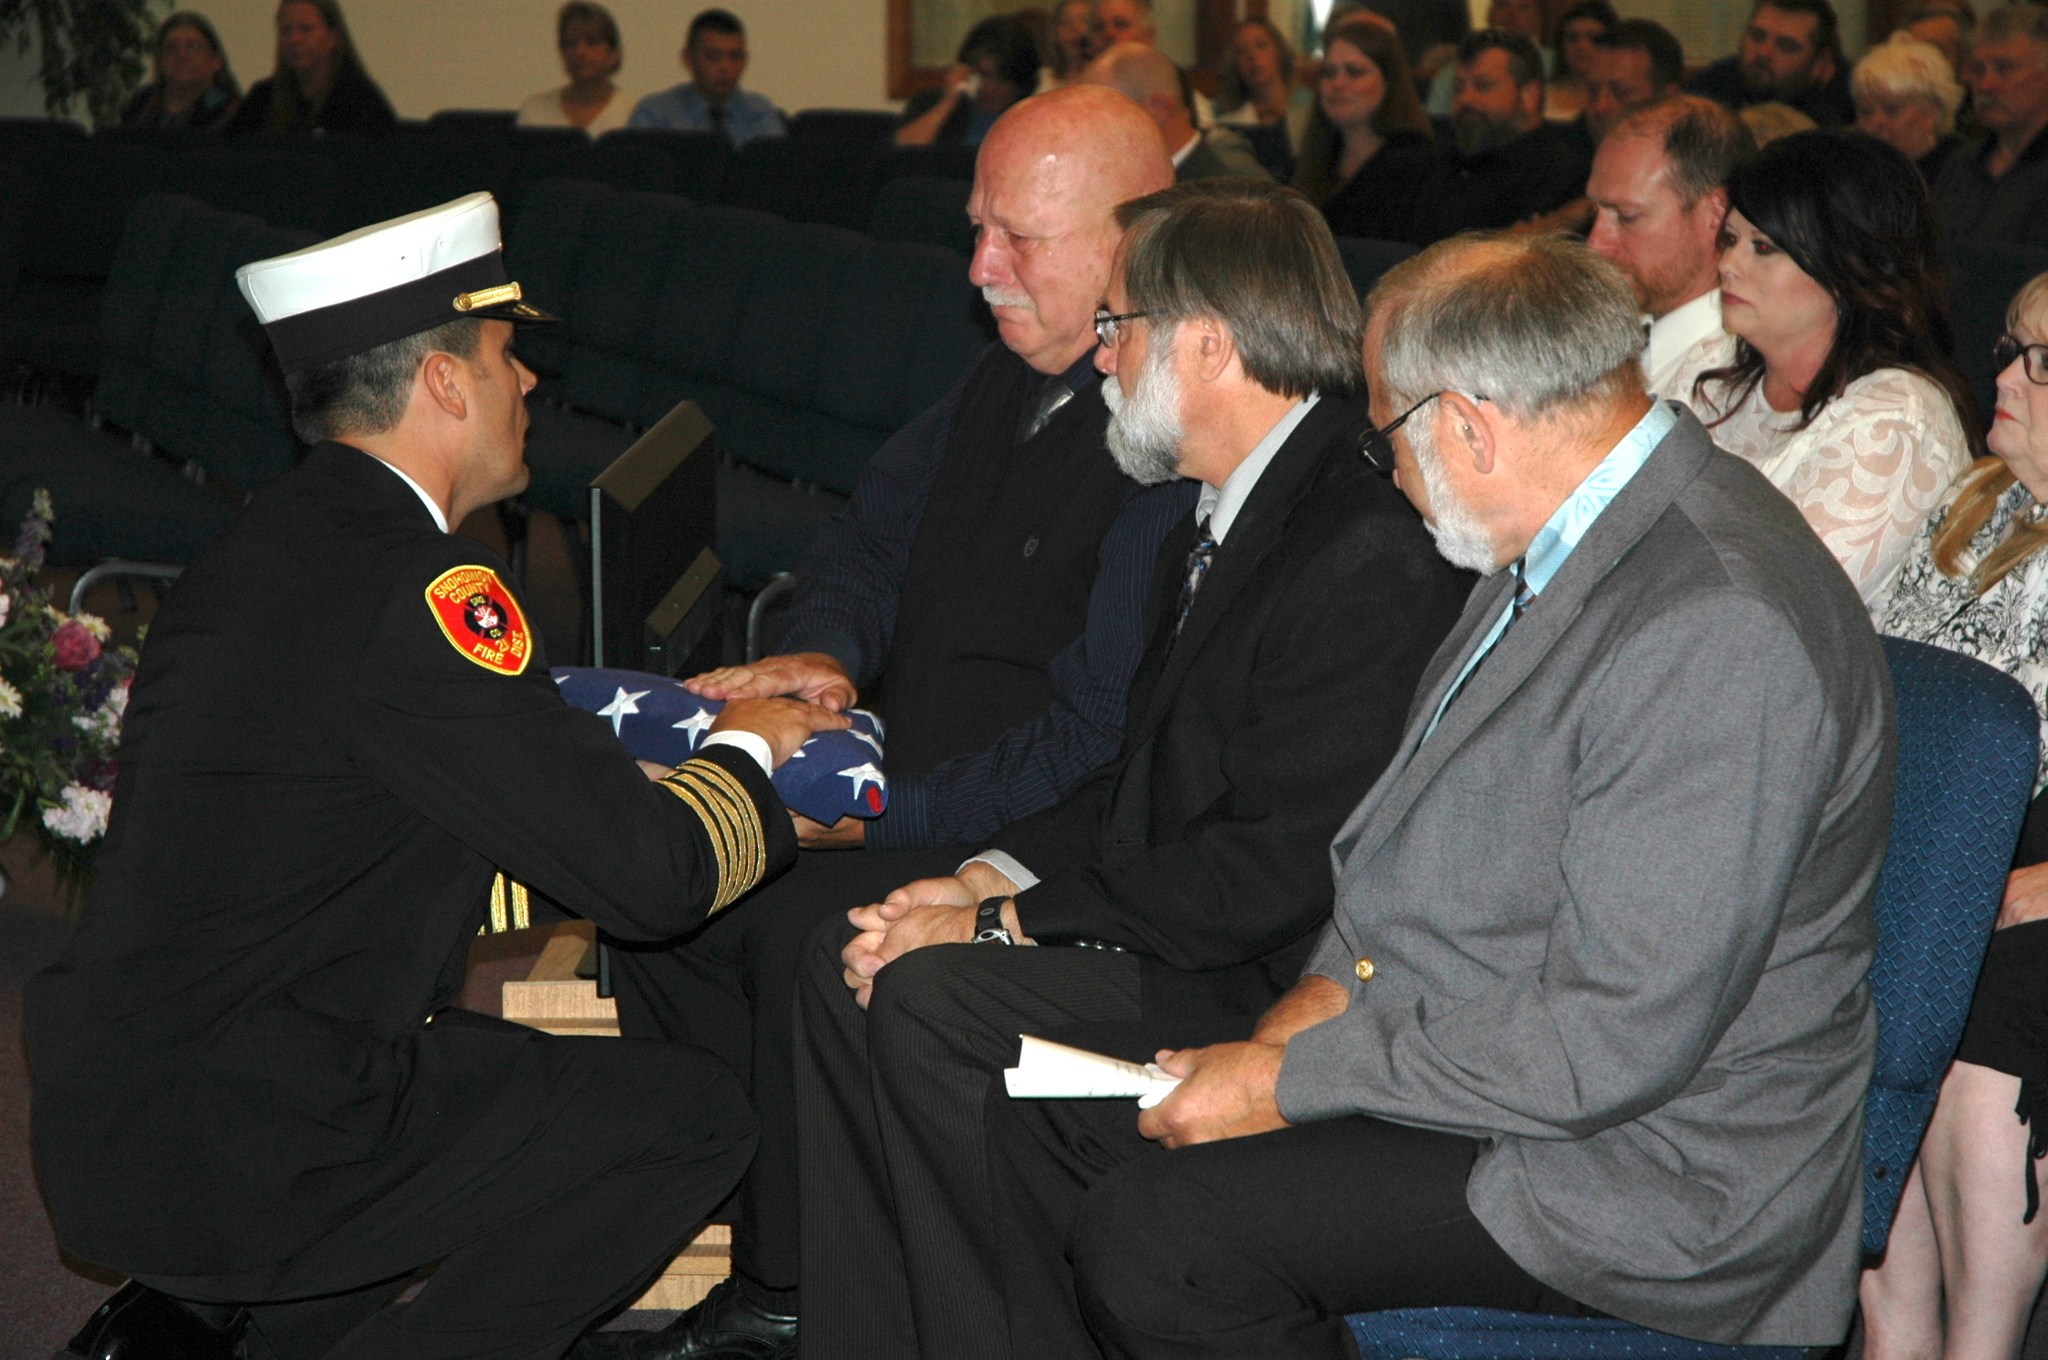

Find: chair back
<box><xmin>1348</xmin><ymin>636</ymin><xmax>2037</xmax><ymax>1357</ymax></box>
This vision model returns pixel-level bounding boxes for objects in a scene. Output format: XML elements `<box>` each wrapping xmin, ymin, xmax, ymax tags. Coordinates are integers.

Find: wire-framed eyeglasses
<box><xmin>1358</xmin><ymin>391</ymin><xmax>1475</xmax><ymax>470</ymax></box>
<box><xmin>1094</xmin><ymin>309</ymin><xmax>1153</xmax><ymax>348</ymax></box>
<box><xmin>1995</xmin><ymin>333</ymin><xmax>2048</xmax><ymax>386</ymax></box>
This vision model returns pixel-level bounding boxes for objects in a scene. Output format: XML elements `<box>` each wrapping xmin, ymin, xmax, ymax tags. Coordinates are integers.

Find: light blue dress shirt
<box><xmin>627</xmin><ymin>83</ymin><xmax>787</xmax><ymax>147</ymax></box>
<box><xmin>1423</xmin><ymin>398</ymin><xmax>1678</xmax><ymax>741</ymax></box>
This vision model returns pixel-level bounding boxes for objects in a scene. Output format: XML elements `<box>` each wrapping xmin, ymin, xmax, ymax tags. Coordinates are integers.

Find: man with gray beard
<box><xmin>582</xmin><ymin>85</ymin><xmax>1187</xmax><ymax>1360</ymax></box>
<box><xmin>1406</xmin><ymin>29</ymin><xmax>1594</xmax><ymax>244</ymax></box>
<box><xmin>792</xmin><ymin>177</ymin><xmax>1470</xmax><ymax>1360</ymax></box>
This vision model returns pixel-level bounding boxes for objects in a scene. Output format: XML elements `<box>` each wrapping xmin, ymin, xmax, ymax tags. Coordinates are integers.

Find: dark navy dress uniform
<box><xmin>26</xmin><ymin>441</ymin><xmax>795</xmax><ymax>1360</ymax></box>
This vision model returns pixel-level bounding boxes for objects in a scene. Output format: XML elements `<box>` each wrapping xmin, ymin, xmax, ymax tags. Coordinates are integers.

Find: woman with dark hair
<box><xmin>1215</xmin><ymin>18</ymin><xmax>1314</xmax><ymax>152</ymax></box>
<box><xmin>120</xmin><ymin>12</ymin><xmax>240</xmax><ymax>130</ymax></box>
<box><xmin>1674</xmin><ymin>129</ymin><xmax>1975</xmax><ymax>609</ymax></box>
<box><xmin>1863</xmin><ymin>270</ymin><xmax>2048</xmax><ymax>1360</ymax></box>
<box><xmin>226</xmin><ymin>0</ymin><xmax>396</xmax><ymax>137</ymax></box>
<box><xmin>895</xmin><ymin>14</ymin><xmax>1041</xmax><ymax>147</ymax></box>
<box><xmin>1546</xmin><ymin>0</ymin><xmax>1616</xmax><ymax>122</ymax></box>
<box><xmin>517</xmin><ymin>1</ymin><xmax>629</xmax><ymax>134</ymax></box>
<box><xmin>1292</xmin><ymin>16</ymin><xmax>1435</xmax><ymax>243</ymax></box>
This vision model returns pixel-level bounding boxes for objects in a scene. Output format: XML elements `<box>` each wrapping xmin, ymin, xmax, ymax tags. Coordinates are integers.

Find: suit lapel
<box><xmin>1329</xmin><ymin>413</ymin><xmax>1716</xmax><ymax>873</ymax></box>
<box><xmin>1128</xmin><ymin>397</ymin><xmax>1361</xmax><ymax>744</ymax></box>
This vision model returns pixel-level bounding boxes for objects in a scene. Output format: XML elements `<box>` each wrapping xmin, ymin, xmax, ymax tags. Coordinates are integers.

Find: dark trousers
<box><xmin>793</xmin><ymin>919</ymin><xmax>1264</xmax><ymax>1360</ymax></box>
<box><xmin>989</xmin><ymin>1019</ymin><xmax>1586</xmax><ymax>1360</ymax></box>
<box><xmin>139</xmin><ymin>1033</ymin><xmax>754</xmax><ymax>1360</ymax></box>
<box><xmin>608</xmin><ymin>847</ymin><xmax>960</xmax><ymax>1295</ymax></box>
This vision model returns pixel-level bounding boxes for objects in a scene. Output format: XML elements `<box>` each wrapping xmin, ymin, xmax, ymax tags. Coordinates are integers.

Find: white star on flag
<box><xmin>847</xmin><ymin>725</ymin><xmax>883</xmax><ymax>757</ymax></box>
<box><xmin>838</xmin><ymin>762</ymin><xmax>886</xmax><ymax>801</ymax></box>
<box><xmin>596</xmin><ymin>686</ymin><xmax>651</xmax><ymax>736</ymax></box>
<box><xmin>671</xmin><ymin>708</ymin><xmax>717</xmax><ymax>747</ymax></box>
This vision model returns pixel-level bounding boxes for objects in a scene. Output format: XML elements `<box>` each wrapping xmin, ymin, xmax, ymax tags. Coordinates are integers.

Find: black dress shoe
<box><xmin>55</xmin><ymin>1282</ymin><xmax>246</xmax><ymax>1360</ymax></box>
<box><xmin>572</xmin><ymin>1279</ymin><xmax>797</xmax><ymax>1360</ymax></box>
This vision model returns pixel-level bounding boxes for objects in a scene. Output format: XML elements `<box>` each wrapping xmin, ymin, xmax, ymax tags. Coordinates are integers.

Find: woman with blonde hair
<box><xmin>1292</xmin><ymin>16</ymin><xmax>1435</xmax><ymax>243</ymax></box>
<box><xmin>1865</xmin><ymin>268</ymin><xmax>2048</xmax><ymax>1360</ymax></box>
<box><xmin>1853</xmin><ymin>31</ymin><xmax>1968</xmax><ymax>181</ymax></box>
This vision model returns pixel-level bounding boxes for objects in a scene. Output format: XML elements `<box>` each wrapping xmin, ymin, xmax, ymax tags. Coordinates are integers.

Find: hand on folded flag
<box><xmin>555</xmin><ymin>666</ymin><xmax>889</xmax><ymax>823</ymax></box>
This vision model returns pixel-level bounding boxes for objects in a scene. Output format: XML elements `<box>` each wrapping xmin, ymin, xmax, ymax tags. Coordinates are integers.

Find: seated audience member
<box><xmin>1676</xmin><ymin>129</ymin><xmax>1976</xmax><ymax>611</ymax></box>
<box><xmin>797</xmin><ymin>177</ymin><xmax>1472</xmax><ymax>1360</ymax></box>
<box><xmin>1905</xmin><ymin>0</ymin><xmax>1977</xmax><ymax>76</ymax></box>
<box><xmin>1546</xmin><ymin>0</ymin><xmax>1616</xmax><ymax>123</ymax></box>
<box><xmin>1293</xmin><ymin>15</ymin><xmax>1436</xmax><ymax>241</ymax></box>
<box><xmin>1854</xmin><ymin>32</ymin><xmax>1968</xmax><ymax>181</ymax></box>
<box><xmin>120</xmin><ymin>12</ymin><xmax>240</xmax><ymax>130</ymax></box>
<box><xmin>1588</xmin><ymin>96</ymin><xmax>1753</xmax><ymax>400</ymax></box>
<box><xmin>1584</xmin><ymin>18</ymin><xmax>1685</xmax><ymax>143</ymax></box>
<box><xmin>1425</xmin><ymin>0</ymin><xmax>1549</xmax><ymax>116</ymax></box>
<box><xmin>1080</xmin><ymin>43</ymin><xmax>1269</xmax><ymax>180</ymax></box>
<box><xmin>1042</xmin><ymin>0</ymin><xmax>1097</xmax><ymax>90</ymax></box>
<box><xmin>1090</xmin><ymin>0</ymin><xmax>1216</xmax><ymax>127</ymax></box>
<box><xmin>27</xmin><ymin>191</ymin><xmax>842</xmax><ymax>1360</ymax></box>
<box><xmin>577</xmin><ymin>86</ymin><xmax>1189</xmax><ymax>1360</ymax></box>
<box><xmin>1866</xmin><ymin>269</ymin><xmax>2048</xmax><ymax>1360</ymax></box>
<box><xmin>988</xmin><ymin>230</ymin><xmax>1894</xmax><ymax>1360</ymax></box>
<box><xmin>1214</xmin><ymin>17</ymin><xmax>1314</xmax><ymax>153</ymax></box>
<box><xmin>516</xmin><ymin>1</ymin><xmax>630</xmax><ymax>135</ymax></box>
<box><xmin>225</xmin><ymin>0</ymin><xmax>395</xmax><ymax>137</ymax></box>
<box><xmin>628</xmin><ymin>7</ymin><xmax>784</xmax><ymax>147</ymax></box>
<box><xmin>1688</xmin><ymin>0</ymin><xmax>1854</xmax><ymax>127</ymax></box>
<box><xmin>1932</xmin><ymin>4</ymin><xmax>2048</xmax><ymax>248</ymax></box>
<box><xmin>897</xmin><ymin>14</ymin><xmax>1040</xmax><ymax>148</ymax></box>
<box><xmin>1406</xmin><ymin>29</ymin><xmax>1595</xmax><ymax>246</ymax></box>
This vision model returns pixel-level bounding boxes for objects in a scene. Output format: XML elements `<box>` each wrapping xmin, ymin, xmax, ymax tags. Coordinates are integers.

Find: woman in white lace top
<box><xmin>1862</xmin><ymin>270</ymin><xmax>2048</xmax><ymax>1360</ymax></box>
<box><xmin>1673</xmin><ymin>130</ymin><xmax>1977</xmax><ymax>613</ymax></box>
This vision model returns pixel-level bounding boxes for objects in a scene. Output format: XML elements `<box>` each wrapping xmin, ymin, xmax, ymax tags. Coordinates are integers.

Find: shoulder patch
<box><xmin>423</xmin><ymin>565</ymin><xmax>533</xmax><ymax>676</ymax></box>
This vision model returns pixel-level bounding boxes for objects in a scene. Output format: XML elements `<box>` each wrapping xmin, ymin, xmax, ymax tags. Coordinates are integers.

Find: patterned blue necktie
<box><xmin>1175</xmin><ymin>516</ymin><xmax>1218</xmax><ymax>633</ymax></box>
<box><xmin>1427</xmin><ymin>556</ymin><xmax>1534</xmax><ymax>738</ymax></box>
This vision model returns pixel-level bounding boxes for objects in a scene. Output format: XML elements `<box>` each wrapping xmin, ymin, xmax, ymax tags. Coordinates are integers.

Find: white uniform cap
<box><xmin>236</xmin><ymin>192</ymin><xmax>554</xmax><ymax>374</ymax></box>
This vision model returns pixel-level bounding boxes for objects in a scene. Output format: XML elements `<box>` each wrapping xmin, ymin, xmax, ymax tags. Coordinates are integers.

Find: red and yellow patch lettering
<box><xmin>424</xmin><ymin>565</ymin><xmax>533</xmax><ymax>676</ymax></box>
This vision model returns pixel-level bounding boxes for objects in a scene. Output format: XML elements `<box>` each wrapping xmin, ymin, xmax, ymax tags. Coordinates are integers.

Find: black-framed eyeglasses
<box><xmin>1995</xmin><ymin>333</ymin><xmax>2048</xmax><ymax>386</ymax></box>
<box><xmin>1358</xmin><ymin>391</ymin><xmax>1463</xmax><ymax>470</ymax></box>
<box><xmin>1094</xmin><ymin>309</ymin><xmax>1152</xmax><ymax>348</ymax></box>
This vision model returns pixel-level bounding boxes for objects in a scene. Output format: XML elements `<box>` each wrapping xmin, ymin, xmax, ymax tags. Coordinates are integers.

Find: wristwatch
<box><xmin>973</xmin><ymin>897</ymin><xmax>1016</xmax><ymax>945</ymax></box>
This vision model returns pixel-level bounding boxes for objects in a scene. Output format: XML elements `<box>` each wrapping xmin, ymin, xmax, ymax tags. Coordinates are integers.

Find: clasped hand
<box><xmin>838</xmin><ymin>862</ymin><xmax>1020</xmax><ymax>1008</ymax></box>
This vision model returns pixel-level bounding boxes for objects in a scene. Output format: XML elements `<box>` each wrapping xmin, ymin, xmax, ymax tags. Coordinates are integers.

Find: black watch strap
<box><xmin>973</xmin><ymin>897</ymin><xmax>1015</xmax><ymax>945</ymax></box>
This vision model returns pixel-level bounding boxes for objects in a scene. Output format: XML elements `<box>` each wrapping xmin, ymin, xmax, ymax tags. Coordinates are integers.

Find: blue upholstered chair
<box><xmin>1347</xmin><ymin>637</ymin><xmax>2038</xmax><ymax>1360</ymax></box>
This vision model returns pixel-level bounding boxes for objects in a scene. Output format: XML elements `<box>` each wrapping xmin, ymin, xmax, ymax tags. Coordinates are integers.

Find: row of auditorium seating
<box><xmin>0</xmin><ymin>117</ymin><xmax>976</xmax><ymax>387</ymax></box>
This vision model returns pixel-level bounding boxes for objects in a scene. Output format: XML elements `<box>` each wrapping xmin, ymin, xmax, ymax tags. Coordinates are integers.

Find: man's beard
<box><xmin>1406</xmin><ymin>417</ymin><xmax>1499</xmax><ymax>574</ymax></box>
<box><xmin>1100</xmin><ymin>335</ymin><xmax>1185</xmax><ymax>486</ymax></box>
<box><xmin>1739</xmin><ymin>59</ymin><xmax>1809</xmax><ymax>101</ymax></box>
<box><xmin>1453</xmin><ymin>107</ymin><xmax>1523</xmax><ymax>157</ymax></box>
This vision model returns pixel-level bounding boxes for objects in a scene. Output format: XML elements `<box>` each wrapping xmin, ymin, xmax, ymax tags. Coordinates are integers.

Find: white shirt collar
<box><xmin>1645</xmin><ymin>289</ymin><xmax>1722</xmax><ymax>385</ymax></box>
<box><xmin>1195</xmin><ymin>394</ymin><xmax>1318</xmax><ymax>542</ymax></box>
<box><xmin>367</xmin><ymin>455</ymin><xmax>450</xmax><ymax>532</ymax></box>
<box><xmin>1170</xmin><ymin>131</ymin><xmax>1201</xmax><ymax>167</ymax></box>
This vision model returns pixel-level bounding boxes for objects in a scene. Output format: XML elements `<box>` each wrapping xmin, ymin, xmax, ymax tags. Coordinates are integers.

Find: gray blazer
<box><xmin>1276</xmin><ymin>408</ymin><xmax>1892</xmax><ymax>1345</ymax></box>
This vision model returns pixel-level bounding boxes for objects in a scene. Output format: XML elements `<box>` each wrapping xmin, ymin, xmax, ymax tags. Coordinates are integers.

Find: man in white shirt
<box><xmin>1587</xmin><ymin>95</ymin><xmax>1756</xmax><ymax>399</ymax></box>
<box><xmin>1080</xmin><ymin>44</ymin><xmax>1271</xmax><ymax>181</ymax></box>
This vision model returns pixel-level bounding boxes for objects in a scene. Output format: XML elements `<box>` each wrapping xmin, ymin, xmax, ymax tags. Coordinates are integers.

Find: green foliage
<box><xmin>0</xmin><ymin>0</ymin><xmax>164</xmax><ymax>128</ymax></box>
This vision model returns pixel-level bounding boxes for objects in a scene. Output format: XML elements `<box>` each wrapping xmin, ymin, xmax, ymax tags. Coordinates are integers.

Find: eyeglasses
<box><xmin>1094</xmin><ymin>309</ymin><xmax>1152</xmax><ymax>348</ymax></box>
<box><xmin>1357</xmin><ymin>391</ymin><xmax>1474</xmax><ymax>470</ymax></box>
<box><xmin>1994</xmin><ymin>333</ymin><xmax>2048</xmax><ymax>386</ymax></box>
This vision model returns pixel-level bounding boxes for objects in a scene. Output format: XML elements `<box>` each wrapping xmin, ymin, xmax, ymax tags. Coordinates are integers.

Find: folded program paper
<box><xmin>1003</xmin><ymin>1035</ymin><xmax>1183</xmax><ymax>1108</ymax></box>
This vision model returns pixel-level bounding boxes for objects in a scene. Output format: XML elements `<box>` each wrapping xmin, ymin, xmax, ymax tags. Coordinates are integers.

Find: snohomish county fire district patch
<box><xmin>424</xmin><ymin>565</ymin><xmax>533</xmax><ymax>676</ymax></box>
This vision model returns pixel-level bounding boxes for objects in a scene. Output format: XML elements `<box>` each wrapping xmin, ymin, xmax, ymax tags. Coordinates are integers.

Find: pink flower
<box><xmin>51</xmin><ymin>620</ymin><xmax>101</xmax><ymax>672</ymax></box>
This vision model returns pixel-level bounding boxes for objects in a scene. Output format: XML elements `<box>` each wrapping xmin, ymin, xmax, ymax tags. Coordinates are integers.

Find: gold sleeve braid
<box><xmin>477</xmin><ymin>872</ymin><xmax>533</xmax><ymax>935</ymax></box>
<box><xmin>656</xmin><ymin>756</ymin><xmax>769</xmax><ymax>914</ymax></box>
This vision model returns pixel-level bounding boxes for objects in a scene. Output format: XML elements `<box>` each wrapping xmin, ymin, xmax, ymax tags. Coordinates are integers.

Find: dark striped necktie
<box><xmin>1175</xmin><ymin>517</ymin><xmax>1218</xmax><ymax>633</ymax></box>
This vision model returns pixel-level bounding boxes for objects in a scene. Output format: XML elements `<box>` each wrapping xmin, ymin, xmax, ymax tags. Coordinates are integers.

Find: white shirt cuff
<box><xmin>960</xmin><ymin>851</ymin><xmax>1039</xmax><ymax>894</ymax></box>
<box><xmin>700</xmin><ymin>730</ymin><xmax>772</xmax><ymax>777</ymax></box>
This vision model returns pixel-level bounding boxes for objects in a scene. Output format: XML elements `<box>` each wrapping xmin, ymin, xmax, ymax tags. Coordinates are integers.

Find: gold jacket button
<box><xmin>1354</xmin><ymin>956</ymin><xmax>1376</xmax><ymax>983</ymax></box>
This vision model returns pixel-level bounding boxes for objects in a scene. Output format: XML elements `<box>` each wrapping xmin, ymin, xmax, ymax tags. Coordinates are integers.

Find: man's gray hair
<box><xmin>1115</xmin><ymin>178</ymin><xmax>1363</xmax><ymax>400</ymax></box>
<box><xmin>1981</xmin><ymin>4</ymin><xmax>2048</xmax><ymax>48</ymax></box>
<box><xmin>283</xmin><ymin>317</ymin><xmax>483</xmax><ymax>445</ymax></box>
<box><xmin>1368</xmin><ymin>233</ymin><xmax>1642</xmax><ymax>422</ymax></box>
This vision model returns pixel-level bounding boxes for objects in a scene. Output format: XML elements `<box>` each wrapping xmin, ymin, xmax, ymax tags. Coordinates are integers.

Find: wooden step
<box><xmin>501</xmin><ymin>921</ymin><xmax>727</xmax><ymax>1307</ymax></box>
